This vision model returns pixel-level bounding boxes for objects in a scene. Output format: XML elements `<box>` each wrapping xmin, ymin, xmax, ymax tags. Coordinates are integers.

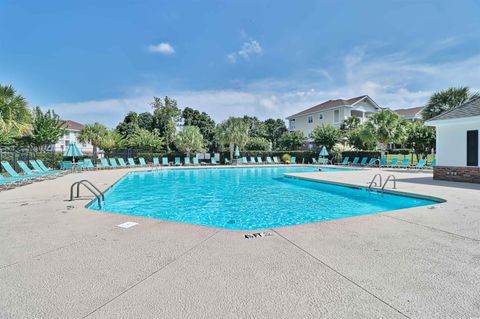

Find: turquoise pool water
<box><xmin>88</xmin><ymin>166</ymin><xmax>437</xmax><ymax>230</ymax></box>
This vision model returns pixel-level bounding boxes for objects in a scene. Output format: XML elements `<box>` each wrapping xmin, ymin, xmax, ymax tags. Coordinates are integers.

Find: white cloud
<box><xmin>51</xmin><ymin>47</ymin><xmax>480</xmax><ymax>128</ymax></box>
<box><xmin>227</xmin><ymin>39</ymin><xmax>263</xmax><ymax>63</ymax></box>
<box><xmin>147</xmin><ymin>42</ymin><xmax>175</xmax><ymax>55</ymax></box>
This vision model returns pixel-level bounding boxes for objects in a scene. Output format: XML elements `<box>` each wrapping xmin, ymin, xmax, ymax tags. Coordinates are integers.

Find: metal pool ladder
<box><xmin>70</xmin><ymin>180</ymin><xmax>105</xmax><ymax>207</ymax></box>
<box><xmin>368</xmin><ymin>174</ymin><xmax>397</xmax><ymax>190</ymax></box>
<box><xmin>382</xmin><ymin>175</ymin><xmax>396</xmax><ymax>190</ymax></box>
<box><xmin>368</xmin><ymin>174</ymin><xmax>383</xmax><ymax>189</ymax></box>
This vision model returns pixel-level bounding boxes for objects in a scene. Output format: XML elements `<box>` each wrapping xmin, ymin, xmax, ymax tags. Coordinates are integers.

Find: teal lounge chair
<box><xmin>83</xmin><ymin>159</ymin><xmax>96</xmax><ymax>170</ymax></box>
<box><xmin>36</xmin><ymin>159</ymin><xmax>60</xmax><ymax>172</ymax></box>
<box><xmin>153</xmin><ymin>157</ymin><xmax>160</xmax><ymax>166</ymax></box>
<box><xmin>60</xmin><ymin>161</ymin><xmax>74</xmax><ymax>170</ymax></box>
<box><xmin>413</xmin><ymin>159</ymin><xmax>427</xmax><ymax>169</ymax></box>
<box><xmin>366</xmin><ymin>158</ymin><xmax>378</xmax><ymax>166</ymax></box>
<box><xmin>109</xmin><ymin>158</ymin><xmax>119</xmax><ymax>168</ymax></box>
<box><xmin>339</xmin><ymin>157</ymin><xmax>349</xmax><ymax>165</ymax></box>
<box><xmin>273</xmin><ymin>156</ymin><xmax>280</xmax><ymax>164</ymax></box>
<box><xmin>318</xmin><ymin>158</ymin><xmax>329</xmax><ymax>164</ymax></box>
<box><xmin>379</xmin><ymin>158</ymin><xmax>387</xmax><ymax>167</ymax></box>
<box><xmin>359</xmin><ymin>157</ymin><xmax>368</xmax><ymax>166</ymax></box>
<box><xmin>387</xmin><ymin>158</ymin><xmax>398</xmax><ymax>167</ymax></box>
<box><xmin>184</xmin><ymin>157</ymin><xmax>191</xmax><ymax>165</ymax></box>
<box><xmin>162</xmin><ymin>157</ymin><xmax>169</xmax><ymax>166</ymax></box>
<box><xmin>175</xmin><ymin>157</ymin><xmax>182</xmax><ymax>166</ymax></box>
<box><xmin>117</xmin><ymin>158</ymin><xmax>127</xmax><ymax>167</ymax></box>
<box><xmin>30</xmin><ymin>160</ymin><xmax>59</xmax><ymax>175</ymax></box>
<box><xmin>291</xmin><ymin>156</ymin><xmax>296</xmax><ymax>164</ymax></box>
<box><xmin>312</xmin><ymin>158</ymin><xmax>318</xmax><ymax>164</ymax></box>
<box><xmin>250</xmin><ymin>157</ymin><xmax>256</xmax><ymax>164</ymax></box>
<box><xmin>17</xmin><ymin>161</ymin><xmax>51</xmax><ymax>179</ymax></box>
<box><xmin>128</xmin><ymin>158</ymin><xmax>136</xmax><ymax>166</ymax></box>
<box><xmin>211</xmin><ymin>157</ymin><xmax>218</xmax><ymax>165</ymax></box>
<box><xmin>266</xmin><ymin>157</ymin><xmax>273</xmax><ymax>164</ymax></box>
<box><xmin>398</xmin><ymin>158</ymin><xmax>410</xmax><ymax>168</ymax></box>
<box><xmin>193</xmin><ymin>157</ymin><xmax>199</xmax><ymax>165</ymax></box>
<box><xmin>242</xmin><ymin>157</ymin><xmax>248</xmax><ymax>164</ymax></box>
<box><xmin>0</xmin><ymin>173</ymin><xmax>30</xmax><ymax>189</ymax></box>
<box><xmin>351</xmin><ymin>157</ymin><xmax>359</xmax><ymax>165</ymax></box>
<box><xmin>224</xmin><ymin>158</ymin><xmax>230</xmax><ymax>164</ymax></box>
<box><xmin>257</xmin><ymin>157</ymin><xmax>263</xmax><ymax>164</ymax></box>
<box><xmin>139</xmin><ymin>157</ymin><xmax>147</xmax><ymax>166</ymax></box>
<box><xmin>1</xmin><ymin>161</ymin><xmax>33</xmax><ymax>182</ymax></box>
<box><xmin>100</xmin><ymin>158</ymin><xmax>111</xmax><ymax>169</ymax></box>
<box><xmin>428</xmin><ymin>159</ymin><xmax>436</xmax><ymax>168</ymax></box>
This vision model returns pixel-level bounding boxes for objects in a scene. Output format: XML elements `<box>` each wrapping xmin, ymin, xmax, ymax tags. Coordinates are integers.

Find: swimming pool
<box><xmin>88</xmin><ymin>166</ymin><xmax>438</xmax><ymax>230</ymax></box>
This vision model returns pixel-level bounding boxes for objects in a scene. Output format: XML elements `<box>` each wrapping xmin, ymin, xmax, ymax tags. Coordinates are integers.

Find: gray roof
<box><xmin>427</xmin><ymin>97</ymin><xmax>480</xmax><ymax>121</ymax></box>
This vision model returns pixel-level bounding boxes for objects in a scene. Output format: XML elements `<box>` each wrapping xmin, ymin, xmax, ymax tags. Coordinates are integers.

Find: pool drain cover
<box><xmin>244</xmin><ymin>232</ymin><xmax>272</xmax><ymax>239</ymax></box>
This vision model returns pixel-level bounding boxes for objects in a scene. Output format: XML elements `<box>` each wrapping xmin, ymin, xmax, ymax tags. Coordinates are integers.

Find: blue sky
<box><xmin>1</xmin><ymin>0</ymin><xmax>480</xmax><ymax>127</ymax></box>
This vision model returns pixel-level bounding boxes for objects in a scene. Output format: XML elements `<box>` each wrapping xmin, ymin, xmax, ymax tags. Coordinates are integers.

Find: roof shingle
<box><xmin>426</xmin><ymin>97</ymin><xmax>480</xmax><ymax>122</ymax></box>
<box><xmin>61</xmin><ymin>120</ymin><xmax>84</xmax><ymax>130</ymax></box>
<box><xmin>286</xmin><ymin>95</ymin><xmax>368</xmax><ymax>119</ymax></box>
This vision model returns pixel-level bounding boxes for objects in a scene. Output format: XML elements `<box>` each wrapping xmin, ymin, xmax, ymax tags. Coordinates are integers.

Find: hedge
<box><xmin>387</xmin><ymin>148</ymin><xmax>412</xmax><ymax>155</ymax></box>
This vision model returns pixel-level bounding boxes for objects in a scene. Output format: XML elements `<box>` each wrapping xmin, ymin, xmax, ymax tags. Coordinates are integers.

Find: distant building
<box><xmin>393</xmin><ymin>106</ymin><xmax>424</xmax><ymax>121</ymax></box>
<box><xmin>47</xmin><ymin>120</ymin><xmax>95</xmax><ymax>154</ymax></box>
<box><xmin>286</xmin><ymin>95</ymin><xmax>382</xmax><ymax>139</ymax></box>
<box><xmin>425</xmin><ymin>97</ymin><xmax>480</xmax><ymax>183</ymax></box>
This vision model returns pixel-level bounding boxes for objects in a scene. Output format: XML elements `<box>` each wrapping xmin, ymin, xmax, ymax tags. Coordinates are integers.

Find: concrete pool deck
<box><xmin>0</xmin><ymin>165</ymin><xmax>479</xmax><ymax>318</ymax></box>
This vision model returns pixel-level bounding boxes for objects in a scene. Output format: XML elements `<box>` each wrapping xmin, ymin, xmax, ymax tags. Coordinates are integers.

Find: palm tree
<box><xmin>216</xmin><ymin>117</ymin><xmax>250</xmax><ymax>159</ymax></box>
<box><xmin>422</xmin><ymin>87</ymin><xmax>480</xmax><ymax>120</ymax></box>
<box><xmin>0</xmin><ymin>84</ymin><xmax>32</xmax><ymax>144</ymax></box>
<box><xmin>175</xmin><ymin>126</ymin><xmax>205</xmax><ymax>157</ymax></box>
<box><xmin>78</xmin><ymin>122</ymin><xmax>109</xmax><ymax>161</ymax></box>
<box><xmin>364</xmin><ymin>110</ymin><xmax>406</xmax><ymax>150</ymax></box>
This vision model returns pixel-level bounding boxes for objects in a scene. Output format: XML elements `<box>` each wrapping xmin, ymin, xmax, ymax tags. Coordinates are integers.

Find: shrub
<box><xmin>387</xmin><ymin>148</ymin><xmax>412</xmax><ymax>155</ymax></box>
<box><xmin>282</xmin><ymin>153</ymin><xmax>291</xmax><ymax>163</ymax></box>
<box><xmin>341</xmin><ymin>150</ymin><xmax>381</xmax><ymax>160</ymax></box>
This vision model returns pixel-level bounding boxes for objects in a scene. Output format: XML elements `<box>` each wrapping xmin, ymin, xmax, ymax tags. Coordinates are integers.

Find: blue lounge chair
<box><xmin>242</xmin><ymin>157</ymin><xmax>248</xmax><ymax>164</ymax></box>
<box><xmin>312</xmin><ymin>158</ymin><xmax>318</xmax><ymax>164</ymax></box>
<box><xmin>153</xmin><ymin>157</ymin><xmax>160</xmax><ymax>166</ymax></box>
<box><xmin>30</xmin><ymin>160</ymin><xmax>59</xmax><ymax>175</ymax></box>
<box><xmin>193</xmin><ymin>157</ymin><xmax>200</xmax><ymax>165</ymax></box>
<box><xmin>224</xmin><ymin>158</ymin><xmax>230</xmax><ymax>164</ymax></box>
<box><xmin>128</xmin><ymin>158</ymin><xmax>136</xmax><ymax>166</ymax></box>
<box><xmin>0</xmin><ymin>173</ymin><xmax>30</xmax><ymax>189</ymax></box>
<box><xmin>162</xmin><ymin>157</ymin><xmax>169</xmax><ymax>166</ymax></box>
<box><xmin>273</xmin><ymin>156</ymin><xmax>280</xmax><ymax>164</ymax></box>
<box><xmin>249</xmin><ymin>157</ymin><xmax>255</xmax><ymax>164</ymax></box>
<box><xmin>83</xmin><ymin>159</ymin><xmax>96</xmax><ymax>170</ymax></box>
<box><xmin>339</xmin><ymin>157</ymin><xmax>349</xmax><ymax>165</ymax></box>
<box><xmin>117</xmin><ymin>158</ymin><xmax>127</xmax><ymax>167</ymax></box>
<box><xmin>359</xmin><ymin>157</ymin><xmax>368</xmax><ymax>166</ymax></box>
<box><xmin>379</xmin><ymin>158</ymin><xmax>387</xmax><ymax>167</ymax></box>
<box><xmin>174</xmin><ymin>157</ymin><xmax>182</xmax><ymax>166</ymax></box>
<box><xmin>387</xmin><ymin>158</ymin><xmax>398</xmax><ymax>167</ymax></box>
<box><xmin>211</xmin><ymin>157</ymin><xmax>218</xmax><ymax>165</ymax></box>
<box><xmin>429</xmin><ymin>159</ymin><xmax>436</xmax><ymax>168</ymax></box>
<box><xmin>184</xmin><ymin>157</ymin><xmax>191</xmax><ymax>165</ymax></box>
<box><xmin>351</xmin><ymin>157</ymin><xmax>359</xmax><ymax>165</ymax></box>
<box><xmin>398</xmin><ymin>158</ymin><xmax>411</xmax><ymax>168</ymax></box>
<box><xmin>100</xmin><ymin>158</ymin><xmax>111</xmax><ymax>169</ymax></box>
<box><xmin>36</xmin><ymin>159</ymin><xmax>60</xmax><ymax>172</ymax></box>
<box><xmin>139</xmin><ymin>157</ymin><xmax>147</xmax><ymax>167</ymax></box>
<box><xmin>266</xmin><ymin>157</ymin><xmax>273</xmax><ymax>164</ymax></box>
<box><xmin>257</xmin><ymin>157</ymin><xmax>263</xmax><ymax>164</ymax></box>
<box><xmin>1</xmin><ymin>161</ymin><xmax>33</xmax><ymax>183</ymax></box>
<box><xmin>366</xmin><ymin>158</ymin><xmax>378</xmax><ymax>166</ymax></box>
<box><xmin>109</xmin><ymin>158</ymin><xmax>119</xmax><ymax>168</ymax></box>
<box><xmin>413</xmin><ymin>159</ymin><xmax>427</xmax><ymax>169</ymax></box>
<box><xmin>59</xmin><ymin>161</ymin><xmax>74</xmax><ymax>170</ymax></box>
<box><xmin>17</xmin><ymin>161</ymin><xmax>51</xmax><ymax>179</ymax></box>
<box><xmin>318</xmin><ymin>158</ymin><xmax>329</xmax><ymax>164</ymax></box>
<box><xmin>291</xmin><ymin>156</ymin><xmax>296</xmax><ymax>164</ymax></box>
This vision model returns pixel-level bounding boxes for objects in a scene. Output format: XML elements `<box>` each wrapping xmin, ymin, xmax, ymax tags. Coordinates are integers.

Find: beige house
<box><xmin>393</xmin><ymin>106</ymin><xmax>424</xmax><ymax>121</ymax></box>
<box><xmin>47</xmin><ymin>120</ymin><xmax>96</xmax><ymax>154</ymax></box>
<box><xmin>286</xmin><ymin>95</ymin><xmax>382</xmax><ymax>139</ymax></box>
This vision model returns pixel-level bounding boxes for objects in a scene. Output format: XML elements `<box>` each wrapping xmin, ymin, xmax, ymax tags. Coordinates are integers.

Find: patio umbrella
<box><xmin>234</xmin><ymin>145</ymin><xmax>240</xmax><ymax>158</ymax></box>
<box><xmin>319</xmin><ymin>146</ymin><xmax>329</xmax><ymax>157</ymax></box>
<box><xmin>64</xmin><ymin>142</ymin><xmax>83</xmax><ymax>163</ymax></box>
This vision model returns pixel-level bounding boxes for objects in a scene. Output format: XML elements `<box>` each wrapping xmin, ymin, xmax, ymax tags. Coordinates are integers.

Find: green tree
<box><xmin>422</xmin><ymin>87</ymin><xmax>479</xmax><ymax>120</ymax></box>
<box><xmin>175</xmin><ymin>125</ymin><xmax>205</xmax><ymax>157</ymax></box>
<box><xmin>340</xmin><ymin>116</ymin><xmax>361</xmax><ymax>131</ymax></box>
<box><xmin>125</xmin><ymin>128</ymin><xmax>164</xmax><ymax>152</ymax></box>
<box><xmin>23</xmin><ymin>107</ymin><xmax>65</xmax><ymax>151</ymax></box>
<box><xmin>151</xmin><ymin>96</ymin><xmax>181</xmax><ymax>151</ymax></box>
<box><xmin>182</xmin><ymin>107</ymin><xmax>216</xmax><ymax>149</ymax></box>
<box><xmin>216</xmin><ymin>117</ymin><xmax>250</xmax><ymax>159</ymax></box>
<box><xmin>309</xmin><ymin>124</ymin><xmax>340</xmax><ymax>150</ymax></box>
<box><xmin>242</xmin><ymin>116</ymin><xmax>266</xmax><ymax>138</ymax></box>
<box><xmin>78</xmin><ymin>122</ymin><xmax>109</xmax><ymax>161</ymax></box>
<box><xmin>245</xmin><ymin>136</ymin><xmax>271</xmax><ymax>151</ymax></box>
<box><xmin>364</xmin><ymin>110</ymin><xmax>405</xmax><ymax>149</ymax></box>
<box><xmin>138</xmin><ymin>112</ymin><xmax>154</xmax><ymax>131</ymax></box>
<box><xmin>99</xmin><ymin>130</ymin><xmax>123</xmax><ymax>153</ymax></box>
<box><xmin>263</xmin><ymin>118</ymin><xmax>287</xmax><ymax>150</ymax></box>
<box><xmin>116</xmin><ymin>111</ymin><xmax>140</xmax><ymax>138</ymax></box>
<box><xmin>348</xmin><ymin>125</ymin><xmax>376</xmax><ymax>150</ymax></box>
<box><xmin>278</xmin><ymin>130</ymin><xmax>306</xmax><ymax>150</ymax></box>
<box><xmin>405</xmin><ymin>121</ymin><xmax>436</xmax><ymax>159</ymax></box>
<box><xmin>0</xmin><ymin>84</ymin><xmax>32</xmax><ymax>145</ymax></box>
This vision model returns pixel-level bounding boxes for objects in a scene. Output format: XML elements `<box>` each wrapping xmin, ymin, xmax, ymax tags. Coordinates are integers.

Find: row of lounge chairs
<box><xmin>238</xmin><ymin>156</ymin><xmax>295</xmax><ymax>164</ymax></box>
<box><xmin>0</xmin><ymin>160</ymin><xmax>65</xmax><ymax>190</ymax></box>
<box><xmin>338</xmin><ymin>156</ymin><xmax>436</xmax><ymax>169</ymax></box>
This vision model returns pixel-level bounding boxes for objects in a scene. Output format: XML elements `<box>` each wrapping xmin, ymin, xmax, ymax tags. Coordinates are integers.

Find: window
<box><xmin>334</xmin><ymin>110</ymin><xmax>340</xmax><ymax>123</ymax></box>
<box><xmin>289</xmin><ymin>119</ymin><xmax>295</xmax><ymax>130</ymax></box>
<box><xmin>319</xmin><ymin>113</ymin><xmax>323</xmax><ymax>120</ymax></box>
<box><xmin>467</xmin><ymin>130</ymin><xmax>478</xmax><ymax>166</ymax></box>
<box><xmin>307</xmin><ymin>116</ymin><xmax>313</xmax><ymax>123</ymax></box>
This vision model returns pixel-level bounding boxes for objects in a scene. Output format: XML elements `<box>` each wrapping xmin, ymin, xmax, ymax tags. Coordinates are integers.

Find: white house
<box><xmin>393</xmin><ymin>106</ymin><xmax>424</xmax><ymax>121</ymax></box>
<box><xmin>425</xmin><ymin>97</ymin><xmax>480</xmax><ymax>183</ymax></box>
<box><xmin>286</xmin><ymin>95</ymin><xmax>382</xmax><ymax>139</ymax></box>
<box><xmin>47</xmin><ymin>120</ymin><xmax>95</xmax><ymax>154</ymax></box>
